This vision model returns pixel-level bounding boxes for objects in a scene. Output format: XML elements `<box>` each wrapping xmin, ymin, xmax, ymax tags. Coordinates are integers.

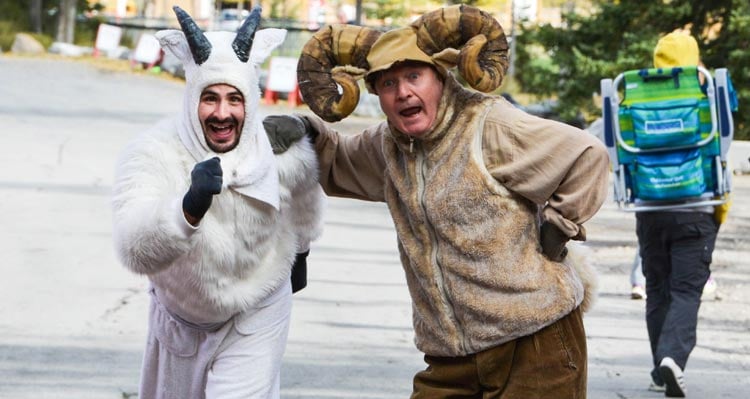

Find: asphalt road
<box><xmin>1</xmin><ymin>56</ymin><xmax>748</xmax><ymax>398</ymax></box>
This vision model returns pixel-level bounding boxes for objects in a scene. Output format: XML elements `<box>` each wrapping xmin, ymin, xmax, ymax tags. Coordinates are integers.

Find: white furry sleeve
<box><xmin>111</xmin><ymin>126</ymin><xmax>196</xmax><ymax>275</ymax></box>
<box><xmin>291</xmin><ymin>181</ymin><xmax>326</xmax><ymax>252</ymax></box>
<box><xmin>275</xmin><ymin>137</ymin><xmax>326</xmax><ymax>252</ymax></box>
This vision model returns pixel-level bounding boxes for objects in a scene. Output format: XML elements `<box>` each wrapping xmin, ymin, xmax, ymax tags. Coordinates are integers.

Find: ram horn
<box><xmin>173</xmin><ymin>6</ymin><xmax>212</xmax><ymax>65</ymax></box>
<box><xmin>232</xmin><ymin>6</ymin><xmax>262</xmax><ymax>63</ymax></box>
<box><xmin>411</xmin><ymin>4</ymin><xmax>509</xmax><ymax>92</ymax></box>
<box><xmin>297</xmin><ymin>24</ymin><xmax>382</xmax><ymax>122</ymax></box>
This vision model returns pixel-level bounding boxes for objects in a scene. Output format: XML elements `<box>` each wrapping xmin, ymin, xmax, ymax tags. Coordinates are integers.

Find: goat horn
<box><xmin>173</xmin><ymin>6</ymin><xmax>212</xmax><ymax>65</ymax></box>
<box><xmin>233</xmin><ymin>6</ymin><xmax>262</xmax><ymax>63</ymax></box>
<box><xmin>412</xmin><ymin>4</ymin><xmax>508</xmax><ymax>92</ymax></box>
<box><xmin>297</xmin><ymin>24</ymin><xmax>381</xmax><ymax>122</ymax></box>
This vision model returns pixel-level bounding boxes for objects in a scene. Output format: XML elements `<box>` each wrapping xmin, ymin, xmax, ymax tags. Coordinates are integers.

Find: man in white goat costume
<box><xmin>111</xmin><ymin>6</ymin><xmax>324</xmax><ymax>398</ymax></box>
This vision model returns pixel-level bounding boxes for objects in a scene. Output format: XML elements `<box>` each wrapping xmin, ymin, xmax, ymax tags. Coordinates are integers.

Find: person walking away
<box><xmin>639</xmin><ymin>31</ymin><xmax>737</xmax><ymax>397</ymax></box>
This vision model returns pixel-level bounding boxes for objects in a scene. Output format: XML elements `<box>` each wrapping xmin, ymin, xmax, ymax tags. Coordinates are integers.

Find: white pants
<box><xmin>139</xmin><ymin>283</ymin><xmax>292</xmax><ymax>399</ymax></box>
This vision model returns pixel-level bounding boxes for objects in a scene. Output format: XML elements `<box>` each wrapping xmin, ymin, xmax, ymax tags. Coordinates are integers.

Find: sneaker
<box><xmin>659</xmin><ymin>357</ymin><xmax>686</xmax><ymax>397</ymax></box>
<box><xmin>648</xmin><ymin>381</ymin><xmax>666</xmax><ymax>392</ymax></box>
<box><xmin>701</xmin><ymin>276</ymin><xmax>717</xmax><ymax>300</ymax></box>
<box><xmin>631</xmin><ymin>284</ymin><xmax>646</xmax><ymax>300</ymax></box>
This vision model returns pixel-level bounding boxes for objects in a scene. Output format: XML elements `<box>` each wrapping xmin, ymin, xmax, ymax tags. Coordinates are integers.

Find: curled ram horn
<box><xmin>173</xmin><ymin>5</ymin><xmax>212</xmax><ymax>65</ymax></box>
<box><xmin>232</xmin><ymin>6</ymin><xmax>262</xmax><ymax>63</ymax></box>
<box><xmin>297</xmin><ymin>24</ymin><xmax>381</xmax><ymax>122</ymax></box>
<box><xmin>411</xmin><ymin>4</ymin><xmax>509</xmax><ymax>92</ymax></box>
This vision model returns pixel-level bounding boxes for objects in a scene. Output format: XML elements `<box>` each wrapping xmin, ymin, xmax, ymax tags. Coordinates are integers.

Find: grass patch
<box><xmin>0</xmin><ymin>21</ymin><xmax>19</xmax><ymax>51</ymax></box>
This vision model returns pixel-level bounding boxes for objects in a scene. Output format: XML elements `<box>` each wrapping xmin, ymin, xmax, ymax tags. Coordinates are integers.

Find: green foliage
<box><xmin>267</xmin><ymin>0</ymin><xmax>301</xmax><ymax>20</ymax></box>
<box><xmin>719</xmin><ymin>3</ymin><xmax>750</xmax><ymax>139</ymax></box>
<box><xmin>29</xmin><ymin>32</ymin><xmax>54</xmax><ymax>48</ymax></box>
<box><xmin>362</xmin><ymin>0</ymin><xmax>407</xmax><ymax>25</ymax></box>
<box><xmin>0</xmin><ymin>0</ymin><xmax>103</xmax><ymax>46</ymax></box>
<box><xmin>0</xmin><ymin>21</ymin><xmax>19</xmax><ymax>51</ymax></box>
<box><xmin>515</xmin><ymin>0</ymin><xmax>750</xmax><ymax>139</ymax></box>
<box><xmin>0</xmin><ymin>2</ymin><xmax>29</xmax><ymax>28</ymax></box>
<box><xmin>445</xmin><ymin>0</ymin><xmax>508</xmax><ymax>10</ymax></box>
<box><xmin>0</xmin><ymin>20</ymin><xmax>53</xmax><ymax>52</ymax></box>
<box><xmin>74</xmin><ymin>15</ymin><xmax>106</xmax><ymax>47</ymax></box>
<box><xmin>445</xmin><ymin>0</ymin><xmax>481</xmax><ymax>5</ymax></box>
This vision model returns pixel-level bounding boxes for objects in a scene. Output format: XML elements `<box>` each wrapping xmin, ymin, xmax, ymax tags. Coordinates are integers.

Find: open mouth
<box><xmin>399</xmin><ymin>106</ymin><xmax>422</xmax><ymax>117</ymax></box>
<box><xmin>207</xmin><ymin>119</ymin><xmax>237</xmax><ymax>141</ymax></box>
<box><xmin>210</xmin><ymin>123</ymin><xmax>234</xmax><ymax>135</ymax></box>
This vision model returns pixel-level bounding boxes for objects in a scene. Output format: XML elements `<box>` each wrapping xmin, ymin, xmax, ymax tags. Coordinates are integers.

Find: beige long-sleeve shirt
<box><xmin>305</xmin><ymin>74</ymin><xmax>609</xmax><ymax>356</ymax></box>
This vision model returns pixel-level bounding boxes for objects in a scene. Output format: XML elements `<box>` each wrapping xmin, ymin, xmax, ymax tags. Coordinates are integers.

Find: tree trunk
<box><xmin>355</xmin><ymin>0</ymin><xmax>362</xmax><ymax>25</ymax></box>
<box><xmin>508</xmin><ymin>0</ymin><xmax>516</xmax><ymax>77</ymax></box>
<box><xmin>30</xmin><ymin>0</ymin><xmax>43</xmax><ymax>33</ymax></box>
<box><xmin>56</xmin><ymin>0</ymin><xmax>77</xmax><ymax>43</ymax></box>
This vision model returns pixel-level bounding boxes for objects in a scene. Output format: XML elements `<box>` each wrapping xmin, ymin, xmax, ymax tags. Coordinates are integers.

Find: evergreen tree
<box><xmin>514</xmin><ymin>0</ymin><xmax>749</xmax><ymax>139</ymax></box>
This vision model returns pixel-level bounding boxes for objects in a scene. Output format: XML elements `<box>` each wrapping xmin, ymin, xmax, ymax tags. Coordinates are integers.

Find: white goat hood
<box><xmin>155</xmin><ymin>19</ymin><xmax>287</xmax><ymax>209</ymax></box>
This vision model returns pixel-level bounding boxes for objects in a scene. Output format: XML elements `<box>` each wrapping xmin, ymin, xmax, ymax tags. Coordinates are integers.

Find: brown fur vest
<box><xmin>380</xmin><ymin>75</ymin><xmax>589</xmax><ymax>357</ymax></box>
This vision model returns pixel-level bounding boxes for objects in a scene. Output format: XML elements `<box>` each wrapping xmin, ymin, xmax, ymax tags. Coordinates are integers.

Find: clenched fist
<box><xmin>183</xmin><ymin>157</ymin><xmax>222</xmax><ymax>222</ymax></box>
<box><xmin>540</xmin><ymin>222</ymin><xmax>569</xmax><ymax>262</ymax></box>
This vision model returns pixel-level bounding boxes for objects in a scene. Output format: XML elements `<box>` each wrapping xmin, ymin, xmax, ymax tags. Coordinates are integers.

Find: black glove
<box><xmin>540</xmin><ymin>222</ymin><xmax>569</xmax><ymax>262</ymax></box>
<box><xmin>183</xmin><ymin>157</ymin><xmax>222</xmax><ymax>220</ymax></box>
<box><xmin>290</xmin><ymin>250</ymin><xmax>309</xmax><ymax>293</ymax></box>
<box><xmin>263</xmin><ymin>114</ymin><xmax>316</xmax><ymax>154</ymax></box>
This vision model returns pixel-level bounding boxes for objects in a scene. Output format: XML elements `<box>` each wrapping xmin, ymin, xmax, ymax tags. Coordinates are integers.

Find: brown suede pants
<box><xmin>412</xmin><ymin>307</ymin><xmax>587</xmax><ymax>399</ymax></box>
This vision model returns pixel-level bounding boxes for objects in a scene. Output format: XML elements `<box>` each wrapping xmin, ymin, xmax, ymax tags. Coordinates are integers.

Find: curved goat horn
<box><xmin>173</xmin><ymin>6</ymin><xmax>212</xmax><ymax>65</ymax></box>
<box><xmin>233</xmin><ymin>6</ymin><xmax>262</xmax><ymax>63</ymax></box>
<box><xmin>412</xmin><ymin>4</ymin><xmax>509</xmax><ymax>92</ymax></box>
<box><xmin>296</xmin><ymin>25</ymin><xmax>381</xmax><ymax>122</ymax></box>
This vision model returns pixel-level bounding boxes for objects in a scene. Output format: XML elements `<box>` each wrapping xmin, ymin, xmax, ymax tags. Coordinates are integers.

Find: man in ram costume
<box><xmin>265</xmin><ymin>5</ymin><xmax>609</xmax><ymax>398</ymax></box>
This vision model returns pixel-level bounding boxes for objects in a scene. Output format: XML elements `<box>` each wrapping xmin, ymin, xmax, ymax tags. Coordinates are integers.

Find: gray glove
<box><xmin>263</xmin><ymin>114</ymin><xmax>315</xmax><ymax>154</ymax></box>
<box><xmin>540</xmin><ymin>222</ymin><xmax>569</xmax><ymax>262</ymax></box>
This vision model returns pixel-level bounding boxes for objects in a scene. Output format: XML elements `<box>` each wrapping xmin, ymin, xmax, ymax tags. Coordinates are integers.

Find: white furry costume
<box><xmin>111</xmin><ymin>7</ymin><xmax>324</xmax><ymax>398</ymax></box>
